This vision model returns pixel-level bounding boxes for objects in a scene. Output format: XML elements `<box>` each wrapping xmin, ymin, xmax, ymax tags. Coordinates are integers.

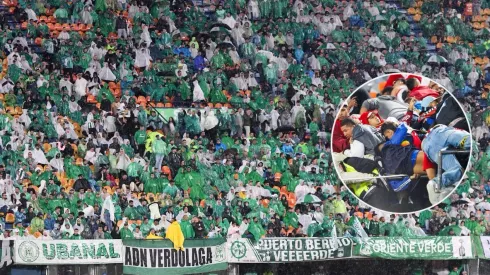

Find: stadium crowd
<box><xmin>0</xmin><ymin>0</ymin><xmax>489</xmax><ymax>250</ymax></box>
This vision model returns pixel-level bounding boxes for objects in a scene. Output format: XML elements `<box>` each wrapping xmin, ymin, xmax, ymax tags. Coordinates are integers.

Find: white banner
<box><xmin>481</xmin><ymin>236</ymin><xmax>490</xmax><ymax>259</ymax></box>
<box><xmin>14</xmin><ymin>240</ymin><xmax>123</xmax><ymax>265</ymax></box>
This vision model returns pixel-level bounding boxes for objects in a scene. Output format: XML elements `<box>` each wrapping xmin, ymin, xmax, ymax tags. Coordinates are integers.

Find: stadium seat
<box><xmin>43</xmin><ymin>143</ymin><xmax>51</xmax><ymax>153</ymax></box>
<box><xmin>136</xmin><ymin>96</ymin><xmax>147</xmax><ymax>106</ymax></box>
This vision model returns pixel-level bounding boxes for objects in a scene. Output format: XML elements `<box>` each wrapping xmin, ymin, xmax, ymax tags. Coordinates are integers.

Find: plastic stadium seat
<box><xmin>43</xmin><ymin>143</ymin><xmax>51</xmax><ymax>153</ymax></box>
<box><xmin>136</xmin><ymin>96</ymin><xmax>147</xmax><ymax>106</ymax></box>
<box><xmin>14</xmin><ymin>106</ymin><xmax>22</xmax><ymax>115</ymax></box>
<box><xmin>6</xmin><ymin>213</ymin><xmax>15</xmax><ymax>223</ymax></box>
<box><xmin>108</xmin><ymin>82</ymin><xmax>117</xmax><ymax>89</ymax></box>
<box><xmin>162</xmin><ymin>166</ymin><xmax>171</xmax><ymax>176</ymax></box>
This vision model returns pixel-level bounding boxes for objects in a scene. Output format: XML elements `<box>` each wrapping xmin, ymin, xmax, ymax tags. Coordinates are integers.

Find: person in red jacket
<box><xmin>332</xmin><ymin>104</ymin><xmax>351</xmax><ymax>153</ymax></box>
<box><xmin>406</xmin><ymin>77</ymin><xmax>440</xmax><ymax>101</ymax></box>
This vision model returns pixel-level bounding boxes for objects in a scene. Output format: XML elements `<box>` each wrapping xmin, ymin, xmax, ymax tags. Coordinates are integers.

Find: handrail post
<box><xmin>147</xmin><ymin>104</ymin><xmax>169</xmax><ymax>124</ymax></box>
<box><xmin>436</xmin><ymin>149</ymin><xmax>471</xmax><ymax>192</ymax></box>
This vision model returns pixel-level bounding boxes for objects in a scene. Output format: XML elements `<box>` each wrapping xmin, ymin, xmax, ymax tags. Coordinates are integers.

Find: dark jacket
<box><xmin>435</xmin><ymin>92</ymin><xmax>469</xmax><ymax>131</ymax></box>
<box><xmin>73</xmin><ymin>178</ymin><xmax>91</xmax><ymax>191</ymax></box>
<box><xmin>116</xmin><ymin>17</ymin><xmax>127</xmax><ymax>29</ymax></box>
<box><xmin>352</xmin><ymin>124</ymin><xmax>384</xmax><ymax>156</ymax></box>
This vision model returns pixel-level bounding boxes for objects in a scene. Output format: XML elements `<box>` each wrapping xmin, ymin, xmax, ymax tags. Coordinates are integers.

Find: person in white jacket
<box><xmin>227</xmin><ymin>221</ymin><xmax>241</xmax><ymax>239</ymax></box>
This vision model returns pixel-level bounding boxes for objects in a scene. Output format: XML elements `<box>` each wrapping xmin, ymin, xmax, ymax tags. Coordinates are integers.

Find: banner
<box><xmin>227</xmin><ymin>237</ymin><xmax>353</xmax><ymax>263</ymax></box>
<box><xmin>359</xmin><ymin>237</ymin><xmax>473</xmax><ymax>260</ymax></box>
<box><xmin>123</xmin><ymin>239</ymin><xmax>227</xmax><ymax>275</ymax></box>
<box><xmin>478</xmin><ymin>236</ymin><xmax>490</xmax><ymax>259</ymax></box>
<box><xmin>0</xmin><ymin>241</ymin><xmax>13</xmax><ymax>272</ymax></box>
<box><xmin>14</xmin><ymin>240</ymin><xmax>123</xmax><ymax>265</ymax></box>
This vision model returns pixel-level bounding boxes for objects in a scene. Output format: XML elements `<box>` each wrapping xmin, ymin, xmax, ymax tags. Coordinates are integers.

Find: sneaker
<box><xmin>427</xmin><ymin>179</ymin><xmax>453</xmax><ymax>205</ymax></box>
<box><xmin>427</xmin><ymin>180</ymin><xmax>438</xmax><ymax>205</ymax></box>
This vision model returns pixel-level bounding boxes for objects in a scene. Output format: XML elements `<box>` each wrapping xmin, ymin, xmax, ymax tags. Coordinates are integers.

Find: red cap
<box><xmin>384</xmin><ymin>74</ymin><xmax>405</xmax><ymax>89</ymax></box>
<box><xmin>406</xmin><ymin>74</ymin><xmax>422</xmax><ymax>83</ymax></box>
<box><xmin>359</xmin><ymin>111</ymin><xmax>384</xmax><ymax>126</ymax></box>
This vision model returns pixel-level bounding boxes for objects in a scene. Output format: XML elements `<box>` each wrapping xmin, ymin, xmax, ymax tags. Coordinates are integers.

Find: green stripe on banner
<box><xmin>473</xmin><ymin>236</ymin><xmax>484</xmax><ymax>259</ymax></box>
<box><xmin>123</xmin><ymin>262</ymin><xmax>228</xmax><ymax>275</ymax></box>
<box><xmin>122</xmin><ymin>239</ymin><xmax>227</xmax><ymax>275</ymax></box>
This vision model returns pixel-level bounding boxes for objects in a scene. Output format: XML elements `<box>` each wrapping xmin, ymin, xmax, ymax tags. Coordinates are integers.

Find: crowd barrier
<box><xmin>2</xmin><ymin>237</ymin><xmax>490</xmax><ymax>274</ymax></box>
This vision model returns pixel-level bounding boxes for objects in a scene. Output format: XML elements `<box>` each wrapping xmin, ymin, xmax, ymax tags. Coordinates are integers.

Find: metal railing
<box><xmin>146</xmin><ymin>103</ymin><xmax>169</xmax><ymax>124</ymax></box>
<box><xmin>435</xmin><ymin>148</ymin><xmax>471</xmax><ymax>192</ymax></box>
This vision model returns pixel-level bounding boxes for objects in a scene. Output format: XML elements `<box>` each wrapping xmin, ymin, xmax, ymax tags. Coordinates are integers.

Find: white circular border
<box><xmin>329</xmin><ymin>72</ymin><xmax>473</xmax><ymax>215</ymax></box>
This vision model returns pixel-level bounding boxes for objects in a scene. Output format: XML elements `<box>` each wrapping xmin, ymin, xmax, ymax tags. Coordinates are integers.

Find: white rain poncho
<box><xmin>343</xmin><ymin>3</ymin><xmax>355</xmax><ymax>20</ymax></box>
<box><xmin>58</xmin><ymin>31</ymin><xmax>70</xmax><ymax>40</ymax></box>
<box><xmin>308</xmin><ymin>55</ymin><xmax>321</xmax><ymax>70</ymax></box>
<box><xmin>229</xmin><ymin>49</ymin><xmax>240</xmax><ymax>65</ymax></box>
<box><xmin>149</xmin><ymin>202</ymin><xmax>161</xmax><ymax>220</ymax></box>
<box><xmin>119</xmin><ymin>62</ymin><xmax>129</xmax><ymax>79</ymax></box>
<box><xmin>24</xmin><ymin>145</ymin><xmax>49</xmax><ymax>165</ymax></box>
<box><xmin>89</xmin><ymin>45</ymin><xmax>106</xmax><ymax>62</ymax></box>
<box><xmin>134</xmin><ymin>47</ymin><xmax>152</xmax><ymax>68</ymax></box>
<box><xmin>98</xmin><ymin>63</ymin><xmax>116</xmax><ymax>81</ymax></box>
<box><xmin>140</xmin><ymin>24</ymin><xmax>152</xmax><ymax>46</ymax></box>
<box><xmin>248</xmin><ymin>0</ymin><xmax>260</xmax><ymax>18</ymax></box>
<box><xmin>247</xmin><ymin>72</ymin><xmax>259</xmax><ymax>88</ymax></box>
<box><xmin>59</xmin><ymin>78</ymin><xmax>73</xmax><ymax>94</ymax></box>
<box><xmin>61</xmin><ymin>219</ymin><xmax>74</xmax><ymax>237</ymax></box>
<box><xmin>128</xmin><ymin>4</ymin><xmax>139</xmax><ymax>18</ymax></box>
<box><xmin>84</xmin><ymin>148</ymin><xmax>98</xmax><ymax>164</ymax></box>
<box><xmin>73</xmin><ymin>218</ymin><xmax>85</xmax><ymax>232</ymax></box>
<box><xmin>468</xmin><ymin>69</ymin><xmax>479</xmax><ymax>87</ymax></box>
<box><xmin>83</xmin><ymin>205</ymin><xmax>95</xmax><ymax>218</ymax></box>
<box><xmin>81</xmin><ymin>9</ymin><xmax>93</xmax><ymax>24</ymax></box>
<box><xmin>270</xmin><ymin>109</ymin><xmax>280</xmax><ymax>130</ymax></box>
<box><xmin>25</xmin><ymin>8</ymin><xmax>37</xmax><ymax>21</ymax></box>
<box><xmin>192</xmin><ymin>80</ymin><xmax>205</xmax><ymax>102</ymax></box>
<box><xmin>221</xmin><ymin>15</ymin><xmax>237</xmax><ymax>29</ymax></box>
<box><xmin>19</xmin><ymin>56</ymin><xmax>32</xmax><ymax>72</ymax></box>
<box><xmin>74</xmin><ymin>76</ymin><xmax>88</xmax><ymax>97</ymax></box>
<box><xmin>115</xmin><ymin>150</ymin><xmax>131</xmax><ymax>171</ymax></box>
<box><xmin>203</xmin><ymin>109</ymin><xmax>219</xmax><ymax>130</ymax></box>
<box><xmin>49</xmin><ymin>153</ymin><xmax>64</xmax><ymax>171</ymax></box>
<box><xmin>101</xmin><ymin>195</ymin><xmax>115</xmax><ymax>226</ymax></box>
<box><xmin>230</xmin><ymin>75</ymin><xmax>247</xmax><ymax>91</ymax></box>
<box><xmin>231</xmin><ymin>27</ymin><xmax>245</xmax><ymax>46</ymax></box>
<box><xmin>36</xmin><ymin>75</ymin><xmax>48</xmax><ymax>88</ymax></box>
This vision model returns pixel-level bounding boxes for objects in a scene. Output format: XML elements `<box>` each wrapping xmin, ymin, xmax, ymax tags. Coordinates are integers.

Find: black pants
<box><xmin>205</xmin><ymin>127</ymin><xmax>218</xmax><ymax>142</ymax></box>
<box><xmin>138</xmin><ymin>144</ymin><xmax>145</xmax><ymax>157</ymax></box>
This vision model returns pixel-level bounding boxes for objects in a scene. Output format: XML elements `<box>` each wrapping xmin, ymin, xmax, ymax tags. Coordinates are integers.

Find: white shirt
<box><xmin>344</xmin><ymin>140</ymin><xmax>365</xmax><ymax>158</ymax></box>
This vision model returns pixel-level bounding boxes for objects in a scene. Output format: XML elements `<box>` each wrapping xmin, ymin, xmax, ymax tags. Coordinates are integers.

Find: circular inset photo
<box><xmin>331</xmin><ymin>73</ymin><xmax>472</xmax><ymax>213</ymax></box>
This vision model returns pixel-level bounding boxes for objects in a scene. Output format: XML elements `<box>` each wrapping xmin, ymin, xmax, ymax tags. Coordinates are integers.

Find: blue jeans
<box><xmin>422</xmin><ymin>125</ymin><xmax>470</xmax><ymax>187</ymax></box>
